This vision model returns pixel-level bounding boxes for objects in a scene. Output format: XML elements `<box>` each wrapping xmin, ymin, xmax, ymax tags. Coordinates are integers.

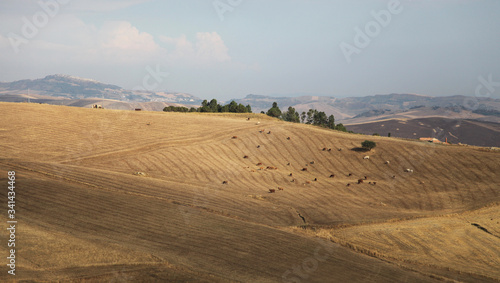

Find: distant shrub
<box><xmin>473</xmin><ymin>109</ymin><xmax>500</xmax><ymax>117</ymax></box>
<box><xmin>335</xmin><ymin>123</ymin><xmax>347</xmax><ymax>132</ymax></box>
<box><xmin>410</xmin><ymin>105</ymin><xmax>425</xmax><ymax>109</ymax></box>
<box><xmin>163</xmin><ymin>106</ymin><xmax>189</xmax><ymax>112</ymax></box>
<box><xmin>361</xmin><ymin>140</ymin><xmax>376</xmax><ymax>151</ymax></box>
<box><xmin>372</xmin><ymin>133</ymin><xmax>380</xmax><ymax>136</ymax></box>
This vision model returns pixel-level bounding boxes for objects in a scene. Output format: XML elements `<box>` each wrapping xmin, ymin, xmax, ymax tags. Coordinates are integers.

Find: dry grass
<box><xmin>10</xmin><ymin>224</ymin><xmax>162</xmax><ymax>270</ymax></box>
<box><xmin>0</xmin><ymin>102</ymin><xmax>499</xmax><ymax>282</ymax></box>
<box><xmin>323</xmin><ymin>205</ymin><xmax>500</xmax><ymax>280</ymax></box>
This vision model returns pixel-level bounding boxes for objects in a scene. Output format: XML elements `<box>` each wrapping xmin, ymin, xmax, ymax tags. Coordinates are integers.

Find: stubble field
<box><xmin>0</xmin><ymin>102</ymin><xmax>499</xmax><ymax>282</ymax></box>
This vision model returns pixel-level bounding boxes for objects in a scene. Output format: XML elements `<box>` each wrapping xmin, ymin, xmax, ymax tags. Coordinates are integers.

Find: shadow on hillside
<box><xmin>350</xmin><ymin>147</ymin><xmax>370</xmax><ymax>152</ymax></box>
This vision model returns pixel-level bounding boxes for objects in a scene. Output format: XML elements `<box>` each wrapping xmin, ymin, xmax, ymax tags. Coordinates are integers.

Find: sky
<box><xmin>0</xmin><ymin>0</ymin><xmax>499</xmax><ymax>101</ymax></box>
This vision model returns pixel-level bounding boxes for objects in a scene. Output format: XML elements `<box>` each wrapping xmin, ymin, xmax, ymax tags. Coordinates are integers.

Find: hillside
<box><xmin>0</xmin><ymin>74</ymin><xmax>201</xmax><ymax>105</ymax></box>
<box><xmin>235</xmin><ymin>93</ymin><xmax>500</xmax><ymax>122</ymax></box>
<box><xmin>345</xmin><ymin>117</ymin><xmax>500</xmax><ymax>147</ymax></box>
<box><xmin>1</xmin><ymin>102</ymin><xmax>499</xmax><ymax>282</ymax></box>
<box><xmin>4</xmin><ymin>75</ymin><xmax>500</xmax><ymax>123</ymax></box>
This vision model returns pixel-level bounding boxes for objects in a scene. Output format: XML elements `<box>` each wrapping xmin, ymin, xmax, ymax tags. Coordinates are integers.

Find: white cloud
<box><xmin>160</xmin><ymin>32</ymin><xmax>231</xmax><ymax>67</ymax></box>
<box><xmin>195</xmin><ymin>32</ymin><xmax>231</xmax><ymax>63</ymax></box>
<box><xmin>98</xmin><ymin>21</ymin><xmax>162</xmax><ymax>60</ymax></box>
<box><xmin>160</xmin><ymin>34</ymin><xmax>195</xmax><ymax>59</ymax></box>
<box><xmin>0</xmin><ymin>17</ymin><xmax>164</xmax><ymax>66</ymax></box>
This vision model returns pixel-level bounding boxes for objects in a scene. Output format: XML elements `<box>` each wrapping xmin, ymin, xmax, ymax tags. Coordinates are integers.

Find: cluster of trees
<box><xmin>198</xmin><ymin>99</ymin><xmax>252</xmax><ymax>113</ymax></box>
<box><xmin>163</xmin><ymin>99</ymin><xmax>252</xmax><ymax>113</ymax></box>
<box><xmin>265</xmin><ymin>102</ymin><xmax>349</xmax><ymax>132</ymax></box>
<box><xmin>163</xmin><ymin>106</ymin><xmax>197</xmax><ymax>112</ymax></box>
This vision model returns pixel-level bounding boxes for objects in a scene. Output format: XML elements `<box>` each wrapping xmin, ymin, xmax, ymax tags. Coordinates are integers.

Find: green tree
<box><xmin>313</xmin><ymin>111</ymin><xmax>327</xmax><ymax>126</ymax></box>
<box><xmin>237</xmin><ymin>103</ymin><xmax>247</xmax><ymax>113</ymax></box>
<box><xmin>327</xmin><ymin>115</ymin><xmax>335</xmax><ymax>129</ymax></box>
<box><xmin>266</xmin><ymin>102</ymin><xmax>282</xmax><ymax>118</ymax></box>
<box><xmin>228</xmin><ymin>101</ymin><xmax>238</xmax><ymax>112</ymax></box>
<box><xmin>208</xmin><ymin>99</ymin><xmax>218</xmax><ymax>112</ymax></box>
<box><xmin>335</xmin><ymin>123</ymin><xmax>347</xmax><ymax>132</ymax></box>
<box><xmin>388</xmin><ymin>132</ymin><xmax>391</xmax><ymax>137</ymax></box>
<box><xmin>300</xmin><ymin>111</ymin><xmax>306</xmax><ymax>123</ymax></box>
<box><xmin>198</xmin><ymin>106</ymin><xmax>210</xmax><ymax>112</ymax></box>
<box><xmin>282</xmin><ymin>106</ymin><xmax>300</xmax><ymax>123</ymax></box>
<box><xmin>246</xmin><ymin>104</ymin><xmax>252</xmax><ymax>113</ymax></box>
<box><xmin>306</xmin><ymin>109</ymin><xmax>315</xmax><ymax>124</ymax></box>
<box><xmin>361</xmin><ymin>140</ymin><xmax>377</xmax><ymax>151</ymax></box>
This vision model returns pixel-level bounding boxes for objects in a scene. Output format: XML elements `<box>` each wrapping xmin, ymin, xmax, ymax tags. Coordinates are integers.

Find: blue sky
<box><xmin>0</xmin><ymin>0</ymin><xmax>499</xmax><ymax>100</ymax></box>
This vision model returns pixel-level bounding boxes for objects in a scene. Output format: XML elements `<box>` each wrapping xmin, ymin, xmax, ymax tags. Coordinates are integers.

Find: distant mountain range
<box><xmin>3</xmin><ymin>74</ymin><xmax>500</xmax><ymax>147</ymax></box>
<box><xmin>0</xmin><ymin>74</ymin><xmax>202</xmax><ymax>109</ymax></box>
<box><xmin>234</xmin><ymin>93</ymin><xmax>500</xmax><ymax>122</ymax></box>
<box><xmin>2</xmin><ymin>74</ymin><xmax>500</xmax><ymax>128</ymax></box>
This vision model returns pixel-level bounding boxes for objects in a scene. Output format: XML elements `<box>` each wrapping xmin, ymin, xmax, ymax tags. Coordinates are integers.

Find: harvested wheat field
<box><xmin>1</xmin><ymin>102</ymin><xmax>499</xmax><ymax>282</ymax></box>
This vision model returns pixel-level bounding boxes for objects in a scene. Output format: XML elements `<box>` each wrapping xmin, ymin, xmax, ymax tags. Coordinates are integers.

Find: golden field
<box><xmin>0</xmin><ymin>102</ymin><xmax>499</xmax><ymax>282</ymax></box>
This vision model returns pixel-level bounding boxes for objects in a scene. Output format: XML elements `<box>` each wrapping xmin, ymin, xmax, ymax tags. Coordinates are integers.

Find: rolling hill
<box><xmin>0</xmin><ymin>74</ymin><xmax>202</xmax><ymax>105</ymax></box>
<box><xmin>235</xmin><ymin>93</ymin><xmax>500</xmax><ymax>122</ymax></box>
<box><xmin>4</xmin><ymin>75</ymin><xmax>500</xmax><ymax>123</ymax></box>
<box><xmin>1</xmin><ymin>102</ymin><xmax>499</xmax><ymax>282</ymax></box>
<box><xmin>345</xmin><ymin>117</ymin><xmax>500</xmax><ymax>147</ymax></box>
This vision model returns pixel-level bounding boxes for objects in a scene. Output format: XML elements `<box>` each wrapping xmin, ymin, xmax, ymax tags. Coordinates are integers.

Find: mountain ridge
<box><xmin>2</xmin><ymin>74</ymin><xmax>500</xmax><ymax>123</ymax></box>
<box><xmin>0</xmin><ymin>74</ymin><xmax>202</xmax><ymax>105</ymax></box>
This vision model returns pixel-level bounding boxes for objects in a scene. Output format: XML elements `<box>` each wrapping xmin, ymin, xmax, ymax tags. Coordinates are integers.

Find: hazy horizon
<box><xmin>1</xmin><ymin>0</ymin><xmax>499</xmax><ymax>100</ymax></box>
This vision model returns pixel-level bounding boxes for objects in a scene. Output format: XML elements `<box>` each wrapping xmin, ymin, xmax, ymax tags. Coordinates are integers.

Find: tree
<box><xmin>228</xmin><ymin>101</ymin><xmax>238</xmax><ymax>112</ymax></box>
<box><xmin>282</xmin><ymin>106</ymin><xmax>300</xmax><ymax>123</ymax></box>
<box><xmin>361</xmin><ymin>140</ymin><xmax>377</xmax><ymax>151</ymax></box>
<box><xmin>198</xmin><ymin>106</ymin><xmax>210</xmax><ymax>112</ymax></box>
<box><xmin>327</xmin><ymin>115</ymin><xmax>335</xmax><ymax>129</ymax></box>
<box><xmin>313</xmin><ymin>111</ymin><xmax>327</xmax><ymax>126</ymax></box>
<box><xmin>388</xmin><ymin>132</ymin><xmax>391</xmax><ymax>137</ymax></box>
<box><xmin>266</xmin><ymin>102</ymin><xmax>282</xmax><ymax>118</ymax></box>
<box><xmin>335</xmin><ymin>123</ymin><xmax>347</xmax><ymax>132</ymax></box>
<box><xmin>306</xmin><ymin>109</ymin><xmax>315</xmax><ymax>124</ymax></box>
<box><xmin>246</xmin><ymin>104</ymin><xmax>252</xmax><ymax>113</ymax></box>
<box><xmin>237</xmin><ymin>103</ymin><xmax>247</xmax><ymax>113</ymax></box>
<box><xmin>300</xmin><ymin>111</ymin><xmax>306</xmax><ymax>123</ymax></box>
<box><xmin>163</xmin><ymin>106</ymin><xmax>189</xmax><ymax>112</ymax></box>
<box><xmin>208</xmin><ymin>99</ymin><xmax>218</xmax><ymax>112</ymax></box>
